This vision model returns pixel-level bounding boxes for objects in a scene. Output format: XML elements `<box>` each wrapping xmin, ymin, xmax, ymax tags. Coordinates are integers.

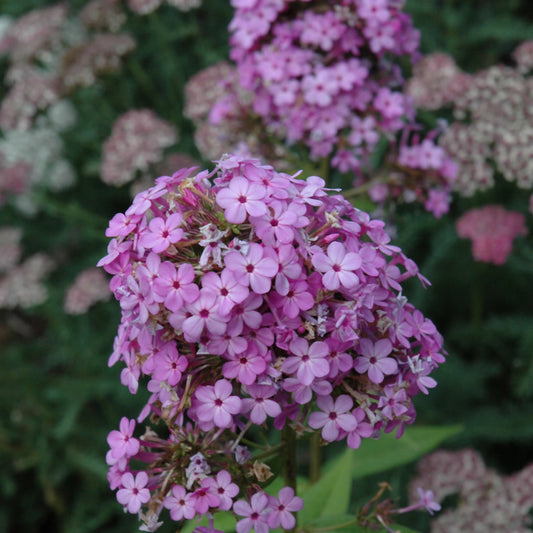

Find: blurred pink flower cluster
<box><xmin>221</xmin><ymin>0</ymin><xmax>420</xmax><ymax>173</ymax></box>
<box><xmin>456</xmin><ymin>205</ymin><xmax>528</xmax><ymax>265</ymax></box>
<box><xmin>99</xmin><ymin>155</ymin><xmax>445</xmax><ymax>529</ymax></box>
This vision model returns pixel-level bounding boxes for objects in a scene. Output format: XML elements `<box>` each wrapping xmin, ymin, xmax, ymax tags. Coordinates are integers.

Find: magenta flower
<box><xmin>182</xmin><ymin>290</ymin><xmax>228</xmax><ymax>342</ymax></box>
<box><xmin>107</xmin><ymin>417</ymin><xmax>139</xmax><ymax>460</ymax></box>
<box><xmin>283</xmin><ymin>337</ymin><xmax>330</xmax><ymax>386</ymax></box>
<box><xmin>215</xmin><ymin>176</ymin><xmax>267</xmax><ymax>223</ymax></box>
<box><xmin>241</xmin><ymin>384</ymin><xmax>281</xmax><ymax>424</ymax></box>
<box><xmin>308</xmin><ymin>394</ymin><xmax>357</xmax><ymax>442</ymax></box>
<box><xmin>116</xmin><ymin>471</ymin><xmax>151</xmax><ymax>514</ymax></box>
<box><xmin>346</xmin><ymin>407</ymin><xmax>374</xmax><ymax>449</ymax></box>
<box><xmin>234</xmin><ymin>492</ymin><xmax>270</xmax><ymax>533</ymax></box>
<box><xmin>206</xmin><ymin>470</ymin><xmax>239</xmax><ymax>511</ymax></box>
<box><xmin>139</xmin><ymin>213</ymin><xmax>183</xmax><ymax>253</ymax></box>
<box><xmin>224</xmin><ymin>243</ymin><xmax>278</xmax><ymax>294</ymax></box>
<box><xmin>192</xmin><ymin>478</ymin><xmax>221</xmax><ymax>514</ymax></box>
<box><xmin>354</xmin><ymin>338</ymin><xmax>398</xmax><ymax>384</ymax></box>
<box><xmin>163</xmin><ymin>484</ymin><xmax>197</xmax><ymax>521</ymax></box>
<box><xmin>312</xmin><ymin>241</ymin><xmax>361</xmax><ymax>291</ymax></box>
<box><xmin>201</xmin><ymin>269</ymin><xmax>249</xmax><ymax>315</ymax></box>
<box><xmin>153</xmin><ymin>261</ymin><xmax>200</xmax><ymax>312</ymax></box>
<box><xmin>194</xmin><ymin>379</ymin><xmax>242</xmax><ymax>428</ymax></box>
<box><xmin>267</xmin><ymin>487</ymin><xmax>304</xmax><ymax>530</ymax></box>
<box><xmin>222</xmin><ymin>347</ymin><xmax>267</xmax><ymax>386</ymax></box>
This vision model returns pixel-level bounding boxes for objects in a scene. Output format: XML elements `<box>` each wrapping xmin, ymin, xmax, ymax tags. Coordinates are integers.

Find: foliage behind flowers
<box><xmin>2</xmin><ymin>0</ymin><xmax>533</xmax><ymax>532</ymax></box>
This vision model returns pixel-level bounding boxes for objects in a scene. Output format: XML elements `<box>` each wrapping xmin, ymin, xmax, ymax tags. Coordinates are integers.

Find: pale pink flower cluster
<box><xmin>513</xmin><ymin>40</ymin><xmax>533</xmax><ymax>74</ymax></box>
<box><xmin>0</xmin><ymin>251</ymin><xmax>54</xmax><ymax>309</ymax></box>
<box><xmin>80</xmin><ymin>0</ymin><xmax>126</xmax><ymax>32</ymax></box>
<box><xmin>223</xmin><ymin>0</ymin><xmax>420</xmax><ymax>173</ymax></box>
<box><xmin>405</xmin><ymin>53</ymin><xmax>472</xmax><ymax>110</ymax></box>
<box><xmin>64</xmin><ymin>267</ymin><xmax>111</xmax><ymax>315</ymax></box>
<box><xmin>0</xmin><ymin>3</ymin><xmax>135</xmax><ymax>131</ymax></box>
<box><xmin>456</xmin><ymin>205</ymin><xmax>528</xmax><ymax>265</ymax></box>
<box><xmin>101</xmin><ymin>109</ymin><xmax>178</xmax><ymax>186</ymax></box>
<box><xmin>127</xmin><ymin>0</ymin><xmax>201</xmax><ymax>15</ymax></box>
<box><xmin>408</xmin><ymin>45</ymin><xmax>533</xmax><ymax>197</ymax></box>
<box><xmin>99</xmin><ymin>155</ymin><xmax>444</xmax><ymax>530</ymax></box>
<box><xmin>410</xmin><ymin>449</ymin><xmax>533</xmax><ymax>533</ymax></box>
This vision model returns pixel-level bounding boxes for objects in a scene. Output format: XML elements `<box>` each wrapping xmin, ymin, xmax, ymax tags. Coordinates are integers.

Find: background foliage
<box><xmin>1</xmin><ymin>1</ymin><xmax>533</xmax><ymax>532</ymax></box>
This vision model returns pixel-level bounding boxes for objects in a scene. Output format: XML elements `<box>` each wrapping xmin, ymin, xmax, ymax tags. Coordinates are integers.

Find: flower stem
<box><xmin>282</xmin><ymin>425</ymin><xmax>298</xmax><ymax>533</ymax></box>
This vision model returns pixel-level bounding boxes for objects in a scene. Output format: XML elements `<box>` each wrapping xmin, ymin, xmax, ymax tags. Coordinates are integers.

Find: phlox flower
<box><xmin>267</xmin><ymin>487</ymin><xmax>303</xmax><ymax>530</ymax></box>
<box><xmin>194</xmin><ymin>379</ymin><xmax>242</xmax><ymax>428</ymax></box>
<box><xmin>225</xmin><ymin>243</ymin><xmax>278</xmax><ymax>294</ymax></box>
<box><xmin>205</xmin><ymin>470</ymin><xmax>239</xmax><ymax>511</ymax></box>
<box><xmin>201</xmin><ymin>269</ymin><xmax>249</xmax><ymax>315</ymax></box>
<box><xmin>139</xmin><ymin>213</ymin><xmax>183</xmax><ymax>253</ymax></box>
<box><xmin>354</xmin><ymin>338</ymin><xmax>398</xmax><ymax>384</ymax></box>
<box><xmin>107</xmin><ymin>417</ymin><xmax>139</xmax><ymax>460</ymax></box>
<box><xmin>308</xmin><ymin>394</ymin><xmax>357</xmax><ymax>441</ymax></box>
<box><xmin>182</xmin><ymin>290</ymin><xmax>228</xmax><ymax>342</ymax></box>
<box><xmin>283</xmin><ymin>337</ymin><xmax>330</xmax><ymax>386</ymax></box>
<box><xmin>215</xmin><ymin>176</ymin><xmax>267</xmax><ymax>223</ymax></box>
<box><xmin>234</xmin><ymin>491</ymin><xmax>271</xmax><ymax>533</ymax></box>
<box><xmin>163</xmin><ymin>485</ymin><xmax>196</xmax><ymax>521</ymax></box>
<box><xmin>116</xmin><ymin>471</ymin><xmax>151</xmax><ymax>514</ymax></box>
<box><xmin>312</xmin><ymin>241</ymin><xmax>361</xmax><ymax>291</ymax></box>
<box><xmin>153</xmin><ymin>261</ymin><xmax>199</xmax><ymax>311</ymax></box>
<box><xmin>241</xmin><ymin>384</ymin><xmax>281</xmax><ymax>424</ymax></box>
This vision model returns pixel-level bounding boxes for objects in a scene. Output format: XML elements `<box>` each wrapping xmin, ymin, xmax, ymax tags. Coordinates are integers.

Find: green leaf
<box><xmin>180</xmin><ymin>511</ymin><xmax>236</xmax><ymax>533</ymax></box>
<box><xmin>390</xmin><ymin>525</ymin><xmax>423</xmax><ymax>533</ymax></box>
<box><xmin>299</xmin><ymin>448</ymin><xmax>353</xmax><ymax>524</ymax></box>
<box><xmin>300</xmin><ymin>514</ymin><xmax>364</xmax><ymax>533</ymax></box>
<box><xmin>352</xmin><ymin>425</ymin><xmax>462</xmax><ymax>479</ymax></box>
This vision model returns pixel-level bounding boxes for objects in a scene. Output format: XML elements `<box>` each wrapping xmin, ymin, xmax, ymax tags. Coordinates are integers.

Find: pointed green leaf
<box><xmin>352</xmin><ymin>425</ymin><xmax>462</xmax><ymax>479</ymax></box>
<box><xmin>300</xmin><ymin>447</ymin><xmax>353</xmax><ymax>524</ymax></box>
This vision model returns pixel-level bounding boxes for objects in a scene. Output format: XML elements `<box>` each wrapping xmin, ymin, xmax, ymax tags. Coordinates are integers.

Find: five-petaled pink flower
<box><xmin>140</xmin><ymin>213</ymin><xmax>183</xmax><ymax>253</ymax></box>
<box><xmin>354</xmin><ymin>338</ymin><xmax>398</xmax><ymax>384</ymax></box>
<box><xmin>194</xmin><ymin>379</ymin><xmax>242</xmax><ymax>428</ymax></box>
<box><xmin>116</xmin><ymin>471</ymin><xmax>151</xmax><ymax>514</ymax></box>
<box><xmin>308</xmin><ymin>394</ymin><xmax>357</xmax><ymax>441</ymax></box>
<box><xmin>216</xmin><ymin>176</ymin><xmax>267</xmax><ymax>223</ymax></box>
<box><xmin>312</xmin><ymin>241</ymin><xmax>361</xmax><ymax>291</ymax></box>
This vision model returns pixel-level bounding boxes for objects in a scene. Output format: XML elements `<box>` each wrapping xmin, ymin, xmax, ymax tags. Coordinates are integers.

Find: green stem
<box><xmin>309</xmin><ymin>432</ymin><xmax>321</xmax><ymax>485</ymax></box>
<box><xmin>282</xmin><ymin>426</ymin><xmax>298</xmax><ymax>533</ymax></box>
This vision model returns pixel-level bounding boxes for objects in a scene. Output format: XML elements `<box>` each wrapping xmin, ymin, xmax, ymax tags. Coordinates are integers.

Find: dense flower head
<box><xmin>101</xmin><ymin>109</ymin><xmax>178</xmax><ymax>186</ymax></box>
<box><xmin>100</xmin><ymin>155</ymin><xmax>444</xmax><ymax>530</ymax></box>
<box><xmin>456</xmin><ymin>205</ymin><xmax>528</xmax><ymax>265</ymax></box>
<box><xmin>410</xmin><ymin>449</ymin><xmax>533</xmax><ymax>533</ymax></box>
<box><xmin>222</xmin><ymin>0</ymin><xmax>420</xmax><ymax>174</ymax></box>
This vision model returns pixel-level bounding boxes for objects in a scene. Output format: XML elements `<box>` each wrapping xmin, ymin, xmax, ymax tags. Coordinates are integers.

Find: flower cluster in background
<box><xmin>455</xmin><ymin>205</ymin><xmax>528</xmax><ymax>265</ymax></box>
<box><xmin>99</xmin><ymin>155</ymin><xmax>444</xmax><ymax>529</ymax></box>
<box><xmin>410</xmin><ymin>449</ymin><xmax>533</xmax><ymax>533</ymax></box>
<box><xmin>407</xmin><ymin>42</ymin><xmax>533</xmax><ymax>198</ymax></box>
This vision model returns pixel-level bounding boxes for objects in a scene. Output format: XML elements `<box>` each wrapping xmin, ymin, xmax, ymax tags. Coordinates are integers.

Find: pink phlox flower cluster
<box><xmin>100</xmin><ymin>155</ymin><xmax>444</xmax><ymax>529</ymax></box>
<box><xmin>101</xmin><ymin>109</ymin><xmax>178</xmax><ymax>186</ymax></box>
<box><xmin>185</xmin><ymin>61</ymin><xmax>292</xmax><ymax>167</ymax></box>
<box><xmin>456</xmin><ymin>205</ymin><xmax>528</xmax><ymax>265</ymax></box>
<box><xmin>224</xmin><ymin>0</ymin><xmax>420</xmax><ymax>173</ymax></box>
<box><xmin>410</xmin><ymin>449</ymin><xmax>533</xmax><ymax>532</ymax></box>
<box><xmin>80</xmin><ymin>0</ymin><xmax>127</xmax><ymax>33</ymax></box>
<box><xmin>366</xmin><ymin>131</ymin><xmax>457</xmax><ymax>218</ymax></box>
